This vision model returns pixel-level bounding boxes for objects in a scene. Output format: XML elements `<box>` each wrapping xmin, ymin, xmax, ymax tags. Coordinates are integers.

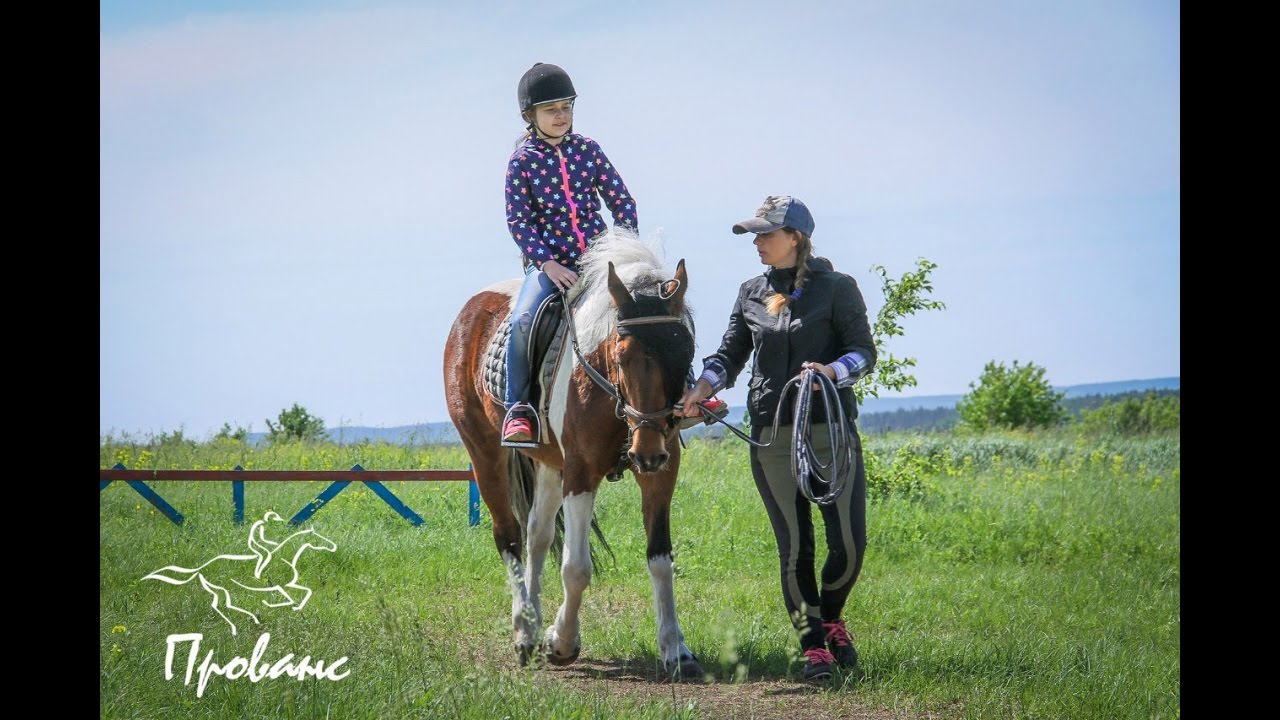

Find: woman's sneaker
<box><xmin>823</xmin><ymin>619</ymin><xmax>860</xmax><ymax>671</ymax></box>
<box><xmin>801</xmin><ymin>647</ymin><xmax>835</xmax><ymax>681</ymax></box>
<box><xmin>678</xmin><ymin>397</ymin><xmax>730</xmax><ymax>430</ymax></box>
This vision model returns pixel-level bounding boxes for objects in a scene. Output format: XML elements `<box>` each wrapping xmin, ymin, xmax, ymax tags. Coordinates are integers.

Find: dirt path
<box><xmin>541</xmin><ymin>656</ymin><xmax>953</xmax><ymax>720</ymax></box>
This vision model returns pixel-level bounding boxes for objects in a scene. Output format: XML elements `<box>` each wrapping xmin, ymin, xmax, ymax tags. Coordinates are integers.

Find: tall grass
<box><xmin>100</xmin><ymin>431</ymin><xmax>1179</xmax><ymax>719</ymax></box>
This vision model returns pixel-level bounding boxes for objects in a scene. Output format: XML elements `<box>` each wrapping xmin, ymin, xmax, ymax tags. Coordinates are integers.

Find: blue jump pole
<box><xmin>233</xmin><ymin>465</ymin><xmax>245</xmax><ymax>526</ymax></box>
<box><xmin>106</xmin><ymin>463</ymin><xmax>185</xmax><ymax>526</ymax></box>
<box><xmin>468</xmin><ymin>464</ymin><xmax>480</xmax><ymax>527</ymax></box>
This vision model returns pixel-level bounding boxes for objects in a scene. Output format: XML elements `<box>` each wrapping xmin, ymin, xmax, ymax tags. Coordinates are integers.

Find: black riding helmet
<box><xmin>518</xmin><ymin>63</ymin><xmax>577</xmax><ymax>136</ymax></box>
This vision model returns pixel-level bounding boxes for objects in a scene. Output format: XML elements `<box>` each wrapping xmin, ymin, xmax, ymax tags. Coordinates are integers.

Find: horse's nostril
<box><xmin>627</xmin><ymin>453</ymin><xmax>669</xmax><ymax>473</ymax></box>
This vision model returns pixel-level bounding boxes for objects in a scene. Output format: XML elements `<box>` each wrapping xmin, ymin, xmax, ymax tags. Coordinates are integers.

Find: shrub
<box><xmin>957</xmin><ymin>360</ymin><xmax>1067</xmax><ymax>432</ymax></box>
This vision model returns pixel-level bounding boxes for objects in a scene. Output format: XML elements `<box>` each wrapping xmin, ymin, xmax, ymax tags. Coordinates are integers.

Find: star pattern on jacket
<box><xmin>504</xmin><ymin>133</ymin><xmax>637</xmax><ymax>270</ymax></box>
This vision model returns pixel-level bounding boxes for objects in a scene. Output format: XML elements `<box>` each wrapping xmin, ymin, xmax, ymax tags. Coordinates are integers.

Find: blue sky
<box><xmin>100</xmin><ymin>0</ymin><xmax>1180</xmax><ymax>438</ymax></box>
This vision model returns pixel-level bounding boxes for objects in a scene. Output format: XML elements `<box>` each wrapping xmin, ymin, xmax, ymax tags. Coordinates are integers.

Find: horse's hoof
<box><xmin>545</xmin><ymin>644</ymin><xmax>580</xmax><ymax>666</ymax></box>
<box><xmin>677</xmin><ymin>658</ymin><xmax>706</xmax><ymax>681</ymax></box>
<box><xmin>517</xmin><ymin>645</ymin><xmax>533</xmax><ymax>667</ymax></box>
<box><xmin>662</xmin><ymin>654</ymin><xmax>705</xmax><ymax>682</ymax></box>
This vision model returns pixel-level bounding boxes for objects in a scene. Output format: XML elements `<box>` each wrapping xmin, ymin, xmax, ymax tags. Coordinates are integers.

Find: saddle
<box><xmin>482</xmin><ymin>292</ymin><xmax>572</xmax><ymax>444</ymax></box>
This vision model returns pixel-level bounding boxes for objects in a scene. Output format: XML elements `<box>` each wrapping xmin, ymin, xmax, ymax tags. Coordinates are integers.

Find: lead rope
<box><xmin>699</xmin><ymin>367</ymin><xmax>853</xmax><ymax>505</ymax></box>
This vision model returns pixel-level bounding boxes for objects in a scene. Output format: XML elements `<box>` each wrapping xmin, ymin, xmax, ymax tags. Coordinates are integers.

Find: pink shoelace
<box><xmin>803</xmin><ymin>647</ymin><xmax>836</xmax><ymax>665</ymax></box>
<box><xmin>823</xmin><ymin>619</ymin><xmax>853</xmax><ymax>648</ymax></box>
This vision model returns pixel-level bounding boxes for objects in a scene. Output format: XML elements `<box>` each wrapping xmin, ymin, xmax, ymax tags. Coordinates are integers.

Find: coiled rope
<box><xmin>696</xmin><ymin>366</ymin><xmax>854</xmax><ymax>505</ymax></box>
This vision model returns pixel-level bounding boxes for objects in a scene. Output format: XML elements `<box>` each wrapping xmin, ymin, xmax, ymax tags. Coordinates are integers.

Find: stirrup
<box><xmin>501</xmin><ymin>403</ymin><xmax>542</xmax><ymax>448</ymax></box>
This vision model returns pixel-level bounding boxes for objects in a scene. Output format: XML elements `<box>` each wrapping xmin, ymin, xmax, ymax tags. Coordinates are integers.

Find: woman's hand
<box><xmin>802</xmin><ymin>361</ymin><xmax>837</xmax><ymax>380</ymax></box>
<box><xmin>802</xmin><ymin>361</ymin><xmax>837</xmax><ymax>387</ymax></box>
<box><xmin>677</xmin><ymin>379</ymin><xmax>714</xmax><ymax>417</ymax></box>
<box><xmin>541</xmin><ymin>261</ymin><xmax>579</xmax><ymax>292</ymax></box>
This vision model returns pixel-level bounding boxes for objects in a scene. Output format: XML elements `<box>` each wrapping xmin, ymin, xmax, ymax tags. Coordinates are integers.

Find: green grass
<box><xmin>100</xmin><ymin>432</ymin><xmax>1179</xmax><ymax>719</ymax></box>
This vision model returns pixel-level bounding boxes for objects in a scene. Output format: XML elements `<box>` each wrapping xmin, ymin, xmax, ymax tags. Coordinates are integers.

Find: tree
<box><xmin>956</xmin><ymin>360</ymin><xmax>1067</xmax><ymax>432</ymax></box>
<box><xmin>1077</xmin><ymin>392</ymin><xmax>1180</xmax><ymax>436</ymax></box>
<box><xmin>216</xmin><ymin>423</ymin><xmax>250</xmax><ymax>442</ymax></box>
<box><xmin>854</xmin><ymin>258</ymin><xmax>947</xmax><ymax>404</ymax></box>
<box><xmin>266</xmin><ymin>404</ymin><xmax>327</xmax><ymax>443</ymax></box>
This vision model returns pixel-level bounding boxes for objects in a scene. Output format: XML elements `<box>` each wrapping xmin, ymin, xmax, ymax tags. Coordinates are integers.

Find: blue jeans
<box><xmin>505</xmin><ymin>265</ymin><xmax>560</xmax><ymax>410</ymax></box>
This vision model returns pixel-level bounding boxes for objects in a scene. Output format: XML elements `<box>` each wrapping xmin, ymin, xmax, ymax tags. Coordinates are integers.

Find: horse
<box><xmin>143</xmin><ymin>518</ymin><xmax>338</xmax><ymax>636</ymax></box>
<box><xmin>443</xmin><ymin>233</ymin><xmax>704</xmax><ymax>678</ymax></box>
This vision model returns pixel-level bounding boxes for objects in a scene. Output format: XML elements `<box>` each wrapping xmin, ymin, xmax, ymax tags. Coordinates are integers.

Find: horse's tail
<box><xmin>507</xmin><ymin>449</ymin><xmax>537</xmax><ymax>551</ymax></box>
<box><xmin>586</xmin><ymin>514</ymin><xmax>615</xmax><ymax>573</ymax></box>
<box><xmin>505</xmin><ymin>450</ymin><xmax>615</xmax><ymax>571</ymax></box>
<box><xmin>142</xmin><ymin>565</ymin><xmax>201</xmax><ymax>585</ymax></box>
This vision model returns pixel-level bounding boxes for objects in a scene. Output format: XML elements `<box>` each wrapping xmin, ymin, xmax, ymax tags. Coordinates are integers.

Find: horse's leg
<box><xmin>198</xmin><ymin>575</ymin><xmax>258</xmax><ymax>636</ymax></box>
<box><xmin>462</xmin><ymin>442</ymin><xmax>534</xmax><ymax>664</ymax></box>
<box><xmin>640</xmin><ymin>459</ymin><xmax>705</xmax><ymax>680</ymax></box>
<box><xmin>260</xmin><ymin>586</ymin><xmax>295</xmax><ymax>607</ymax></box>
<box><xmin>284</xmin><ymin>581</ymin><xmax>313</xmax><ymax>610</ymax></box>
<box><xmin>544</xmin><ymin>466</ymin><xmax>594</xmax><ymax>665</ymax></box>
<box><xmin>523</xmin><ymin>463</ymin><xmax>564</xmax><ymax>648</ymax></box>
<box><xmin>229</xmin><ymin>579</ymin><xmax>294</xmax><ymax>608</ymax></box>
<box><xmin>446</xmin><ymin>287</ymin><xmax>543</xmax><ymax>665</ymax></box>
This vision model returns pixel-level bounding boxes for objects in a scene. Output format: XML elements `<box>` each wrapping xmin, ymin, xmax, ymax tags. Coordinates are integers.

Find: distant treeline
<box><xmin>859</xmin><ymin>388</ymin><xmax>1181</xmax><ymax>435</ymax></box>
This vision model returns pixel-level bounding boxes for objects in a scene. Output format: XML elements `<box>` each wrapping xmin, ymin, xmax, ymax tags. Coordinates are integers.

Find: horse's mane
<box><xmin>573</xmin><ymin>228</ymin><xmax>689</xmax><ymax>354</ymax></box>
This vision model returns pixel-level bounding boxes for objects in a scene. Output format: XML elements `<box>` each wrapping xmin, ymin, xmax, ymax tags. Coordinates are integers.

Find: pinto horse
<box><xmin>443</xmin><ymin>234</ymin><xmax>703</xmax><ymax>678</ymax></box>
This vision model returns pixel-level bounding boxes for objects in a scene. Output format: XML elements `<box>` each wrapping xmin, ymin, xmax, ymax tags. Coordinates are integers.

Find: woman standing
<box><xmin>678</xmin><ymin>195</ymin><xmax>875</xmax><ymax>681</ymax></box>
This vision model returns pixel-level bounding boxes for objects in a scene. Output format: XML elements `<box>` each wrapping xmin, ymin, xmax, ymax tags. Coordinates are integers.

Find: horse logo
<box><xmin>143</xmin><ymin>511</ymin><xmax>338</xmax><ymax>636</ymax></box>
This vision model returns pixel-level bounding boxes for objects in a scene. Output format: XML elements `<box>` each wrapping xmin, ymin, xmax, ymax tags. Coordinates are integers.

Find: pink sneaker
<box><xmin>801</xmin><ymin>647</ymin><xmax>835</xmax><ymax>681</ymax></box>
<box><xmin>823</xmin><ymin>619</ymin><xmax>859</xmax><ymax>669</ymax></box>
<box><xmin>501</xmin><ymin>417</ymin><xmax>533</xmax><ymax>443</ymax></box>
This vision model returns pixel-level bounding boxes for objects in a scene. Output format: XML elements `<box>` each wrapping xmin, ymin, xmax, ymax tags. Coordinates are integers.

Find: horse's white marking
<box><xmin>524</xmin><ymin>464</ymin><xmax>564</xmax><ymax>629</ymax></box>
<box><xmin>504</xmin><ymin>549</ymin><xmax>535</xmax><ymax>654</ymax></box>
<box><xmin>142</xmin><ymin>512</ymin><xmax>337</xmax><ymax>636</ymax></box>
<box><xmin>648</xmin><ymin>554</ymin><xmax>693</xmax><ymax>668</ymax></box>
<box><xmin>546</xmin><ymin>349</ymin><xmax>572</xmax><ymax>450</ymax></box>
<box><xmin>483</xmin><ymin>278</ymin><xmax>523</xmax><ymax>298</ymax></box>
<box><xmin>546</xmin><ymin>491</ymin><xmax>595</xmax><ymax>660</ymax></box>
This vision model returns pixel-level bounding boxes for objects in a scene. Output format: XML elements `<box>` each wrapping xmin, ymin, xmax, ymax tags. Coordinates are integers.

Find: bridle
<box><xmin>563</xmin><ymin>295</ymin><xmax>689</xmax><ymax>437</ymax></box>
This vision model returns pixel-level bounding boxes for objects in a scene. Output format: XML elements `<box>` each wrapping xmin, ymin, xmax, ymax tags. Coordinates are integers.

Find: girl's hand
<box><xmin>541</xmin><ymin>261</ymin><xmax>579</xmax><ymax>291</ymax></box>
<box><xmin>677</xmin><ymin>379</ymin><xmax>714</xmax><ymax>417</ymax></box>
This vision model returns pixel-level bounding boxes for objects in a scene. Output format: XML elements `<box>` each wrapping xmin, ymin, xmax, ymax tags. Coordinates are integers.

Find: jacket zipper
<box><xmin>554</xmin><ymin>145</ymin><xmax>587</xmax><ymax>254</ymax></box>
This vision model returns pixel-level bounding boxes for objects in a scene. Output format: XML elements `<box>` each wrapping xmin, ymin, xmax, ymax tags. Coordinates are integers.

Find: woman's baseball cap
<box><xmin>732</xmin><ymin>195</ymin><xmax>815</xmax><ymax>237</ymax></box>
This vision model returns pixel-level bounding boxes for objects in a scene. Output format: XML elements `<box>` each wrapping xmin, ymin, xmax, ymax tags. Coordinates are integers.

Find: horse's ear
<box><xmin>664</xmin><ymin>259</ymin><xmax>688</xmax><ymax>311</ymax></box>
<box><xmin>607</xmin><ymin>261</ymin><xmax>632</xmax><ymax>310</ymax></box>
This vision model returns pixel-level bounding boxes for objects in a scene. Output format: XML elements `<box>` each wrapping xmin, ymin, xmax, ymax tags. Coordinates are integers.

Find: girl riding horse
<box><xmin>500</xmin><ymin>62</ymin><xmax>725</xmax><ymax>445</ymax></box>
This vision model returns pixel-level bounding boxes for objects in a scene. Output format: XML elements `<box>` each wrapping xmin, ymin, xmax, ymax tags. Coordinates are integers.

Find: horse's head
<box><xmin>300</xmin><ymin>527</ymin><xmax>338</xmax><ymax>554</ymax></box>
<box><xmin>606</xmin><ymin>259</ymin><xmax>695</xmax><ymax>473</ymax></box>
